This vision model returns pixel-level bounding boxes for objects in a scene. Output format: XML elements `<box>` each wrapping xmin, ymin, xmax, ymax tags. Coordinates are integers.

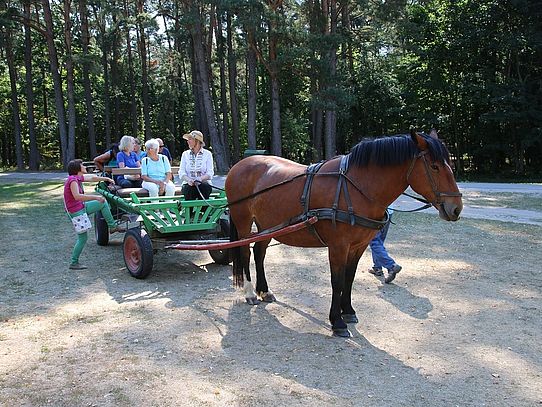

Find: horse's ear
<box><xmin>410</xmin><ymin>128</ymin><xmax>428</xmax><ymax>150</ymax></box>
<box><xmin>429</xmin><ymin>128</ymin><xmax>439</xmax><ymax>139</ymax></box>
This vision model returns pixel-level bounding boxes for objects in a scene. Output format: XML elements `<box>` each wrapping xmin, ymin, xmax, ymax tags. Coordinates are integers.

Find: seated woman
<box><xmin>93</xmin><ymin>143</ymin><xmax>119</xmax><ymax>173</ymax></box>
<box><xmin>116</xmin><ymin>135</ymin><xmax>142</xmax><ymax>188</ymax></box>
<box><xmin>141</xmin><ymin>138</ymin><xmax>176</xmax><ymax>197</ymax></box>
<box><xmin>178</xmin><ymin>130</ymin><xmax>214</xmax><ymax>200</ymax></box>
<box><xmin>134</xmin><ymin>138</ymin><xmax>146</xmax><ymax>160</ymax></box>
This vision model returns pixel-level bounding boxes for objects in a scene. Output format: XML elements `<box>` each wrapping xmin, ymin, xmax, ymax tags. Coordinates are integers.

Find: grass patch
<box><xmin>462</xmin><ymin>192</ymin><xmax>542</xmax><ymax>211</ymax></box>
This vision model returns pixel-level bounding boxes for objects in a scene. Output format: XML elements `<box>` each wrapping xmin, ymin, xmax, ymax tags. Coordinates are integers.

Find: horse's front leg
<box><xmin>328</xmin><ymin>246</ymin><xmax>351</xmax><ymax>337</ymax></box>
<box><xmin>341</xmin><ymin>247</ymin><xmax>366</xmax><ymax>324</ymax></box>
<box><xmin>254</xmin><ymin>239</ymin><xmax>276</xmax><ymax>302</ymax></box>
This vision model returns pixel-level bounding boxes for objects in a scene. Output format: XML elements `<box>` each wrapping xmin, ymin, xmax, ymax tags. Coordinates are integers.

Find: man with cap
<box><xmin>178</xmin><ymin>130</ymin><xmax>214</xmax><ymax>200</ymax></box>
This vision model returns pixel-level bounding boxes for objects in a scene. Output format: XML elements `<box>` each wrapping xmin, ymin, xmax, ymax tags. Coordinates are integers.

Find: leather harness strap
<box><xmin>297</xmin><ymin>156</ymin><xmax>388</xmax><ymax>245</ymax></box>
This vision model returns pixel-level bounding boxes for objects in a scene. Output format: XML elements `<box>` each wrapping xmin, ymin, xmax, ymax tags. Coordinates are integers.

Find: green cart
<box><xmin>95</xmin><ymin>182</ymin><xmax>231</xmax><ymax>279</ymax></box>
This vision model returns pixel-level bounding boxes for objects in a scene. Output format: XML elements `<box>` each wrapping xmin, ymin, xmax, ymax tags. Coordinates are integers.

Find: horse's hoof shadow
<box><xmin>332</xmin><ymin>328</ymin><xmax>352</xmax><ymax>338</ymax></box>
<box><xmin>259</xmin><ymin>292</ymin><xmax>276</xmax><ymax>303</ymax></box>
<box><xmin>246</xmin><ymin>297</ymin><xmax>260</xmax><ymax>305</ymax></box>
<box><xmin>341</xmin><ymin>314</ymin><xmax>358</xmax><ymax>324</ymax></box>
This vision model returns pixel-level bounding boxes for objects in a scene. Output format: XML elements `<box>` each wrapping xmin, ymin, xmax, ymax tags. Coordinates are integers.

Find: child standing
<box><xmin>64</xmin><ymin>159</ymin><xmax>121</xmax><ymax>270</ymax></box>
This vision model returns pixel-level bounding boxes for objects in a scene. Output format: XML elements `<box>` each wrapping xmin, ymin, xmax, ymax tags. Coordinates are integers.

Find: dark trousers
<box><xmin>117</xmin><ymin>178</ymin><xmax>142</xmax><ymax>188</ymax></box>
<box><xmin>182</xmin><ymin>182</ymin><xmax>212</xmax><ymax>200</ymax></box>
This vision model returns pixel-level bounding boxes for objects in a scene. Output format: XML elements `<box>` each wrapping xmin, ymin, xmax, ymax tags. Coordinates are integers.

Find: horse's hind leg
<box><xmin>231</xmin><ymin>215</ymin><xmax>259</xmax><ymax>305</ymax></box>
<box><xmin>241</xmin><ymin>245</ymin><xmax>259</xmax><ymax>305</ymax></box>
<box><xmin>254</xmin><ymin>239</ymin><xmax>275</xmax><ymax>302</ymax></box>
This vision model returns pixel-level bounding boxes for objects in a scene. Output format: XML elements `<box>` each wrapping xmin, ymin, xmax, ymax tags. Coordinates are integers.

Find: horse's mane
<box><xmin>347</xmin><ymin>133</ymin><xmax>451</xmax><ymax>168</ymax></box>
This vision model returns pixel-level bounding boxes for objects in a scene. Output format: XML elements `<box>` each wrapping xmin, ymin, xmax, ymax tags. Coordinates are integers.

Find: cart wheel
<box><xmin>95</xmin><ymin>212</ymin><xmax>109</xmax><ymax>246</ymax></box>
<box><xmin>123</xmin><ymin>229</ymin><xmax>153</xmax><ymax>279</ymax></box>
<box><xmin>209</xmin><ymin>218</ymin><xmax>232</xmax><ymax>265</ymax></box>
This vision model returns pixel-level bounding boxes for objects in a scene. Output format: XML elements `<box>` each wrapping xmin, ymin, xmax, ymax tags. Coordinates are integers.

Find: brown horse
<box><xmin>225</xmin><ymin>130</ymin><xmax>463</xmax><ymax>337</ymax></box>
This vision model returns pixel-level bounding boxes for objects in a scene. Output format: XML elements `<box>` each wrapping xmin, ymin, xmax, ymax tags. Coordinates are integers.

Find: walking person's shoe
<box><xmin>385</xmin><ymin>264</ymin><xmax>402</xmax><ymax>284</ymax></box>
<box><xmin>69</xmin><ymin>263</ymin><xmax>88</xmax><ymax>270</ymax></box>
<box><xmin>368</xmin><ymin>267</ymin><xmax>383</xmax><ymax>276</ymax></box>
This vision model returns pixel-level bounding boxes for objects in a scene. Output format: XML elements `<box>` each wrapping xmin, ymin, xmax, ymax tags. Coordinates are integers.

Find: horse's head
<box><xmin>407</xmin><ymin>130</ymin><xmax>463</xmax><ymax>221</ymax></box>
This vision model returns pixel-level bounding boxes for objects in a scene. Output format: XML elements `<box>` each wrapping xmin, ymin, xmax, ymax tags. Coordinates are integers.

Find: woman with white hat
<box><xmin>178</xmin><ymin>130</ymin><xmax>214</xmax><ymax>200</ymax></box>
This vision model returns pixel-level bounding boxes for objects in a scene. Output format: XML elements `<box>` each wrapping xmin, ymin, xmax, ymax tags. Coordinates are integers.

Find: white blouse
<box><xmin>178</xmin><ymin>148</ymin><xmax>214</xmax><ymax>184</ymax></box>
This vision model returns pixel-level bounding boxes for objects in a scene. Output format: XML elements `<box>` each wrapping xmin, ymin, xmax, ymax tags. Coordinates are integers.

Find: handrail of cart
<box><xmin>165</xmin><ymin>216</ymin><xmax>319</xmax><ymax>250</ymax></box>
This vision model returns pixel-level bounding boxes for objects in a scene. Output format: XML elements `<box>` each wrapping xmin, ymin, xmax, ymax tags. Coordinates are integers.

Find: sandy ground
<box><xmin>0</xmin><ymin>180</ymin><xmax>541</xmax><ymax>406</ymax></box>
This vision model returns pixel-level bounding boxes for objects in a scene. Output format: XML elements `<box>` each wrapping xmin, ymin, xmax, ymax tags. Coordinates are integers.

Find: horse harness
<box><xmin>294</xmin><ymin>155</ymin><xmax>389</xmax><ymax>245</ymax></box>
<box><xmin>406</xmin><ymin>150</ymin><xmax>463</xmax><ymax>206</ymax></box>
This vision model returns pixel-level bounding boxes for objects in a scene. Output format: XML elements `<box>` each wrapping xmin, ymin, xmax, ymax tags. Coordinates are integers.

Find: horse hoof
<box><xmin>332</xmin><ymin>328</ymin><xmax>352</xmax><ymax>338</ymax></box>
<box><xmin>260</xmin><ymin>292</ymin><xmax>276</xmax><ymax>303</ymax></box>
<box><xmin>341</xmin><ymin>314</ymin><xmax>358</xmax><ymax>324</ymax></box>
<box><xmin>246</xmin><ymin>297</ymin><xmax>260</xmax><ymax>305</ymax></box>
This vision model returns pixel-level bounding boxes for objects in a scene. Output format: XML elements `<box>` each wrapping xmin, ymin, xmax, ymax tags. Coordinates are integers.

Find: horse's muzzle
<box><xmin>438</xmin><ymin>201</ymin><xmax>463</xmax><ymax>221</ymax></box>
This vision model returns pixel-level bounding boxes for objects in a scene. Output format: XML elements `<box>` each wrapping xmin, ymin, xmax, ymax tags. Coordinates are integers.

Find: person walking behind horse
<box><xmin>64</xmin><ymin>159</ymin><xmax>122</xmax><ymax>270</ymax></box>
<box><xmin>178</xmin><ymin>130</ymin><xmax>214</xmax><ymax>200</ymax></box>
<box><xmin>141</xmin><ymin>138</ymin><xmax>176</xmax><ymax>197</ymax></box>
<box><xmin>368</xmin><ymin>209</ymin><xmax>402</xmax><ymax>283</ymax></box>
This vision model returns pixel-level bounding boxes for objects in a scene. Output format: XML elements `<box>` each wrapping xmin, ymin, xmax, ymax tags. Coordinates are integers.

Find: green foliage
<box><xmin>0</xmin><ymin>0</ymin><xmax>540</xmax><ymax>178</ymax></box>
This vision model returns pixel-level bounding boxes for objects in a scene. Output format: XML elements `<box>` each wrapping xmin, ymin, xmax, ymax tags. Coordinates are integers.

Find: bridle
<box><xmin>406</xmin><ymin>150</ymin><xmax>462</xmax><ymax>207</ymax></box>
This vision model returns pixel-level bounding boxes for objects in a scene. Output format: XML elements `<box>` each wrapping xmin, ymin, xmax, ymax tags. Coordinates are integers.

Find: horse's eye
<box><xmin>431</xmin><ymin>164</ymin><xmax>439</xmax><ymax>171</ymax></box>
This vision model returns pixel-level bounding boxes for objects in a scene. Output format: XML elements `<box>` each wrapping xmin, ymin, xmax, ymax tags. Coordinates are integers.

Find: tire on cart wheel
<box><xmin>123</xmin><ymin>228</ymin><xmax>154</xmax><ymax>279</ymax></box>
<box><xmin>95</xmin><ymin>212</ymin><xmax>109</xmax><ymax>246</ymax></box>
<box><xmin>209</xmin><ymin>218</ymin><xmax>232</xmax><ymax>265</ymax></box>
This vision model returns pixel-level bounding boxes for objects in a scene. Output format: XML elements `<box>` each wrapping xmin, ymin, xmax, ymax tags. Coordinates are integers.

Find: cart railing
<box><xmin>96</xmin><ymin>182</ymin><xmax>228</xmax><ymax>234</ymax></box>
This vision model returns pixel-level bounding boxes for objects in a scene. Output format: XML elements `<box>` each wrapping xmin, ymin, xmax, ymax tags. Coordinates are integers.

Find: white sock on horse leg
<box><xmin>243</xmin><ymin>281</ymin><xmax>257</xmax><ymax>299</ymax></box>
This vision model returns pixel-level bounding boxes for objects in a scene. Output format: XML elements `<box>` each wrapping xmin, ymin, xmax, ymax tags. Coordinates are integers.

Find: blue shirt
<box><xmin>141</xmin><ymin>155</ymin><xmax>171</xmax><ymax>181</ymax></box>
<box><xmin>117</xmin><ymin>151</ymin><xmax>140</xmax><ymax>168</ymax></box>
<box><xmin>161</xmin><ymin>147</ymin><xmax>172</xmax><ymax>162</ymax></box>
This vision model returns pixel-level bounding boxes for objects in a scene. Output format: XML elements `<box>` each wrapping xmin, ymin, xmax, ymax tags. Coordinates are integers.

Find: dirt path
<box><xmin>1</xmin><ymin>179</ymin><xmax>541</xmax><ymax>406</ymax></box>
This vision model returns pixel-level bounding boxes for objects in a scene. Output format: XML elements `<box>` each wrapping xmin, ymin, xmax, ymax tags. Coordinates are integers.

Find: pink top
<box><xmin>64</xmin><ymin>175</ymin><xmax>85</xmax><ymax>213</ymax></box>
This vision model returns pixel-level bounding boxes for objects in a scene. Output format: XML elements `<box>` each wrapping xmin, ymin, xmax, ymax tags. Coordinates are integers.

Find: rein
<box><xmin>193</xmin><ymin>147</ymin><xmax>462</xmax><ymax>218</ymax></box>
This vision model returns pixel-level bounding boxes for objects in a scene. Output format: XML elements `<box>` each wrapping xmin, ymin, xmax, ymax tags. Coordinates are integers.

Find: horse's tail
<box><xmin>229</xmin><ymin>214</ymin><xmax>244</xmax><ymax>288</ymax></box>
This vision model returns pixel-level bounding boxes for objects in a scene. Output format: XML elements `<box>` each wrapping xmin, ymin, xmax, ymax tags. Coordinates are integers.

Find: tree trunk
<box><xmin>137</xmin><ymin>0</ymin><xmax>151</xmax><ymax>139</ymax></box>
<box><xmin>4</xmin><ymin>29</ymin><xmax>24</xmax><ymax>169</ymax></box>
<box><xmin>226</xmin><ymin>11</ymin><xmax>240</xmax><ymax>162</ymax></box>
<box><xmin>246</xmin><ymin>30</ymin><xmax>257</xmax><ymax>150</ymax></box>
<box><xmin>189</xmin><ymin>6</ymin><xmax>229</xmax><ymax>171</ymax></box>
<box><xmin>42</xmin><ymin>0</ymin><xmax>69</xmax><ymax>166</ymax></box>
<box><xmin>125</xmin><ymin>0</ymin><xmax>138</xmax><ymax>138</ymax></box>
<box><xmin>215</xmin><ymin>10</ymin><xmax>230</xmax><ymax>162</ymax></box>
<box><xmin>79</xmin><ymin>0</ymin><xmax>97</xmax><ymax>158</ymax></box>
<box><xmin>311</xmin><ymin>76</ymin><xmax>323</xmax><ymax>162</ymax></box>
<box><xmin>189</xmin><ymin>42</ymin><xmax>207</xmax><ymax>135</ymax></box>
<box><xmin>268</xmin><ymin>3</ymin><xmax>282</xmax><ymax>156</ymax></box>
<box><xmin>111</xmin><ymin>13</ymin><xmax>120</xmax><ymax>141</ymax></box>
<box><xmin>24</xmin><ymin>0</ymin><xmax>40</xmax><ymax>170</ymax></box>
<box><xmin>270</xmin><ymin>74</ymin><xmax>282</xmax><ymax>156</ymax></box>
<box><xmin>102</xmin><ymin>44</ymin><xmax>112</xmax><ymax>147</ymax></box>
<box><xmin>161</xmin><ymin>11</ymin><xmax>177</xmax><ymax>157</ymax></box>
<box><xmin>92</xmin><ymin>2</ymin><xmax>112</xmax><ymax>147</ymax></box>
<box><xmin>63</xmin><ymin>0</ymin><xmax>76</xmax><ymax>161</ymax></box>
<box><xmin>324</xmin><ymin>0</ymin><xmax>337</xmax><ymax>159</ymax></box>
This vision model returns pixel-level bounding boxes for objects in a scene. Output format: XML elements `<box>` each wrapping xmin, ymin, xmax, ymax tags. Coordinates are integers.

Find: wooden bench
<box><xmin>107</xmin><ymin>184</ymin><xmax>184</xmax><ymax>198</ymax></box>
<box><xmin>107</xmin><ymin>166</ymin><xmax>180</xmax><ymax>175</ymax></box>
